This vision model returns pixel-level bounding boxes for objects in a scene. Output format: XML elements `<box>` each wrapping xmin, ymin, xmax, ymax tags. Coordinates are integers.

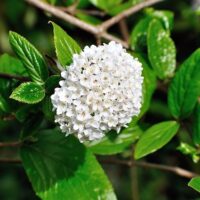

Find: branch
<box><xmin>100</xmin><ymin>158</ymin><xmax>198</xmax><ymax>179</ymax></box>
<box><xmin>25</xmin><ymin>0</ymin><xmax>162</xmax><ymax>48</ymax></box>
<box><xmin>100</xmin><ymin>0</ymin><xmax>164</xmax><ymax>31</ymax></box>
<box><xmin>0</xmin><ymin>141</ymin><xmax>21</xmax><ymax>148</ymax></box>
<box><xmin>0</xmin><ymin>158</ymin><xmax>21</xmax><ymax>164</ymax></box>
<box><xmin>0</xmin><ymin>73</ymin><xmax>29</xmax><ymax>82</ymax></box>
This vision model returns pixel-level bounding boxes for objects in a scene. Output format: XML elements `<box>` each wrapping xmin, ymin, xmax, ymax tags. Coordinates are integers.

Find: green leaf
<box><xmin>146</xmin><ymin>9</ymin><xmax>174</xmax><ymax>30</ymax></box>
<box><xmin>168</xmin><ymin>49</ymin><xmax>200</xmax><ymax>119</ymax></box>
<box><xmin>87</xmin><ymin>126</ymin><xmax>142</xmax><ymax>155</ymax></box>
<box><xmin>136</xmin><ymin>54</ymin><xmax>156</xmax><ymax>118</ymax></box>
<box><xmin>20</xmin><ymin>129</ymin><xmax>117</xmax><ymax>200</ymax></box>
<box><xmin>130</xmin><ymin>53</ymin><xmax>156</xmax><ymax>124</ymax></box>
<box><xmin>147</xmin><ymin>19</ymin><xmax>176</xmax><ymax>79</ymax></box>
<box><xmin>10</xmin><ymin>82</ymin><xmax>45</xmax><ymax>104</ymax></box>
<box><xmin>51</xmin><ymin>22</ymin><xmax>81</xmax><ymax>66</ymax></box>
<box><xmin>193</xmin><ymin>103</ymin><xmax>200</xmax><ymax>145</ymax></box>
<box><xmin>0</xmin><ymin>53</ymin><xmax>27</xmax><ymax>76</ymax></box>
<box><xmin>9</xmin><ymin>31</ymin><xmax>48</xmax><ymax>84</ymax></box>
<box><xmin>75</xmin><ymin>11</ymin><xmax>102</xmax><ymax>25</ymax></box>
<box><xmin>134</xmin><ymin>121</ymin><xmax>179</xmax><ymax>159</ymax></box>
<box><xmin>188</xmin><ymin>177</ymin><xmax>200</xmax><ymax>193</ymax></box>
<box><xmin>131</xmin><ymin>17</ymin><xmax>152</xmax><ymax>51</ymax></box>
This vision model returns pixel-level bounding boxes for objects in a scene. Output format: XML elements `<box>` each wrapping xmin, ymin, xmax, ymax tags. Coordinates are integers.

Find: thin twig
<box><xmin>0</xmin><ymin>114</ymin><xmax>16</xmax><ymax>121</ymax></box>
<box><xmin>100</xmin><ymin>158</ymin><xmax>198</xmax><ymax>179</ymax></box>
<box><xmin>100</xmin><ymin>0</ymin><xmax>164</xmax><ymax>31</ymax></box>
<box><xmin>0</xmin><ymin>73</ymin><xmax>29</xmax><ymax>82</ymax></box>
<box><xmin>0</xmin><ymin>158</ymin><xmax>21</xmax><ymax>164</ymax></box>
<box><xmin>0</xmin><ymin>141</ymin><xmax>21</xmax><ymax>148</ymax></box>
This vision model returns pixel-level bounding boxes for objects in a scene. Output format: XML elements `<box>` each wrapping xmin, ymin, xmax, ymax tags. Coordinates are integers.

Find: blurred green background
<box><xmin>0</xmin><ymin>0</ymin><xmax>200</xmax><ymax>199</ymax></box>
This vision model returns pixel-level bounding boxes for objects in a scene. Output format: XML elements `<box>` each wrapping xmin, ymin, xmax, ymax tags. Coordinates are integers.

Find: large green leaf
<box><xmin>0</xmin><ymin>53</ymin><xmax>27</xmax><ymax>76</ymax></box>
<box><xmin>10</xmin><ymin>82</ymin><xmax>45</xmax><ymax>104</ymax></box>
<box><xmin>168</xmin><ymin>49</ymin><xmax>200</xmax><ymax>119</ymax></box>
<box><xmin>9</xmin><ymin>32</ymin><xmax>48</xmax><ymax>85</ymax></box>
<box><xmin>188</xmin><ymin>177</ymin><xmax>200</xmax><ymax>193</ymax></box>
<box><xmin>51</xmin><ymin>22</ymin><xmax>81</xmax><ymax>67</ymax></box>
<box><xmin>147</xmin><ymin>19</ymin><xmax>176</xmax><ymax>79</ymax></box>
<box><xmin>193</xmin><ymin>102</ymin><xmax>200</xmax><ymax>145</ymax></box>
<box><xmin>20</xmin><ymin>129</ymin><xmax>117</xmax><ymax>200</ymax></box>
<box><xmin>134</xmin><ymin>121</ymin><xmax>180</xmax><ymax>159</ymax></box>
<box><xmin>87</xmin><ymin>125</ymin><xmax>142</xmax><ymax>155</ymax></box>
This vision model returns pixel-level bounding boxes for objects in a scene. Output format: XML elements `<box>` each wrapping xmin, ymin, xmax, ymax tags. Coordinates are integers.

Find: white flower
<box><xmin>51</xmin><ymin>41</ymin><xmax>143</xmax><ymax>142</ymax></box>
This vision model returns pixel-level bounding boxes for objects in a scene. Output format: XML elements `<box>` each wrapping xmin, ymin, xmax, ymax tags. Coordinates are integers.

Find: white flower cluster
<box><xmin>51</xmin><ymin>41</ymin><xmax>143</xmax><ymax>142</ymax></box>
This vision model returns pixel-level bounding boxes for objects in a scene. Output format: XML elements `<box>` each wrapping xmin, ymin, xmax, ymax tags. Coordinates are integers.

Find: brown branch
<box><xmin>25</xmin><ymin>0</ymin><xmax>162</xmax><ymax>48</ymax></box>
<box><xmin>0</xmin><ymin>141</ymin><xmax>21</xmax><ymax>148</ymax></box>
<box><xmin>100</xmin><ymin>158</ymin><xmax>198</xmax><ymax>179</ymax></box>
<box><xmin>0</xmin><ymin>73</ymin><xmax>29</xmax><ymax>82</ymax></box>
<box><xmin>100</xmin><ymin>0</ymin><xmax>164</xmax><ymax>31</ymax></box>
<box><xmin>0</xmin><ymin>158</ymin><xmax>21</xmax><ymax>164</ymax></box>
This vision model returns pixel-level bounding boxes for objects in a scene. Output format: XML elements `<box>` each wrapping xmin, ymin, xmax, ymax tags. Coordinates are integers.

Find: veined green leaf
<box><xmin>51</xmin><ymin>22</ymin><xmax>81</xmax><ymax>67</ymax></box>
<box><xmin>134</xmin><ymin>121</ymin><xmax>179</xmax><ymax>159</ymax></box>
<box><xmin>10</xmin><ymin>82</ymin><xmax>45</xmax><ymax>104</ymax></box>
<box><xmin>20</xmin><ymin>129</ymin><xmax>117</xmax><ymax>200</ymax></box>
<box><xmin>9</xmin><ymin>31</ymin><xmax>48</xmax><ymax>84</ymax></box>
<box><xmin>168</xmin><ymin>49</ymin><xmax>200</xmax><ymax>119</ymax></box>
<box><xmin>147</xmin><ymin>19</ymin><xmax>176</xmax><ymax>79</ymax></box>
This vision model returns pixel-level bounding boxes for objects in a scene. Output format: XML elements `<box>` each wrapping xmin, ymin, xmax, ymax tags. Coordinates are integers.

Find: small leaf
<box><xmin>20</xmin><ymin>129</ymin><xmax>117</xmax><ymax>200</ymax></box>
<box><xmin>168</xmin><ymin>49</ymin><xmax>200</xmax><ymax>119</ymax></box>
<box><xmin>87</xmin><ymin>126</ymin><xmax>142</xmax><ymax>155</ymax></box>
<box><xmin>10</xmin><ymin>82</ymin><xmax>45</xmax><ymax>104</ymax></box>
<box><xmin>193</xmin><ymin>102</ymin><xmax>200</xmax><ymax>145</ymax></box>
<box><xmin>134</xmin><ymin>121</ymin><xmax>179</xmax><ymax>159</ymax></box>
<box><xmin>9</xmin><ymin>31</ymin><xmax>48</xmax><ymax>84</ymax></box>
<box><xmin>188</xmin><ymin>177</ymin><xmax>200</xmax><ymax>193</ymax></box>
<box><xmin>147</xmin><ymin>19</ymin><xmax>176</xmax><ymax>79</ymax></box>
<box><xmin>51</xmin><ymin>22</ymin><xmax>81</xmax><ymax>66</ymax></box>
<box><xmin>177</xmin><ymin>142</ymin><xmax>199</xmax><ymax>163</ymax></box>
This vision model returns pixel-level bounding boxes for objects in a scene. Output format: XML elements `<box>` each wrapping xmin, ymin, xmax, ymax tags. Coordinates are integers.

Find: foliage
<box><xmin>0</xmin><ymin>0</ymin><xmax>200</xmax><ymax>199</ymax></box>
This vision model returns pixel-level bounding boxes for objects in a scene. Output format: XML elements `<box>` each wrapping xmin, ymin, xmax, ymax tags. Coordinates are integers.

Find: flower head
<box><xmin>51</xmin><ymin>41</ymin><xmax>143</xmax><ymax>142</ymax></box>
